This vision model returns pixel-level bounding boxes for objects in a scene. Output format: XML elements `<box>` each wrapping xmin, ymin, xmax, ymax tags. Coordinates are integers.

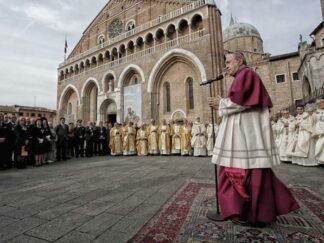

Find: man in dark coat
<box><xmin>0</xmin><ymin>114</ymin><xmax>14</xmax><ymax>169</ymax></box>
<box><xmin>85</xmin><ymin>122</ymin><xmax>95</xmax><ymax>157</ymax></box>
<box><xmin>74</xmin><ymin>120</ymin><xmax>85</xmax><ymax>158</ymax></box>
<box><xmin>55</xmin><ymin>117</ymin><xmax>69</xmax><ymax>161</ymax></box>
<box><xmin>98</xmin><ymin>121</ymin><xmax>108</xmax><ymax>155</ymax></box>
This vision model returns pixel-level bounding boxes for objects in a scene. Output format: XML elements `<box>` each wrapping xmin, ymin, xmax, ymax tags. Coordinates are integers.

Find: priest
<box><xmin>277</xmin><ymin>109</ymin><xmax>296</xmax><ymax>162</ymax></box>
<box><xmin>148</xmin><ymin>119</ymin><xmax>159</xmax><ymax>155</ymax></box>
<box><xmin>109</xmin><ymin>123</ymin><xmax>123</xmax><ymax>156</ymax></box>
<box><xmin>159</xmin><ymin>119</ymin><xmax>171</xmax><ymax>155</ymax></box>
<box><xmin>314</xmin><ymin>99</ymin><xmax>324</xmax><ymax>164</ymax></box>
<box><xmin>122</xmin><ymin>122</ymin><xmax>137</xmax><ymax>156</ymax></box>
<box><xmin>171</xmin><ymin>120</ymin><xmax>182</xmax><ymax>155</ymax></box>
<box><xmin>209</xmin><ymin>51</ymin><xmax>299</xmax><ymax>226</ymax></box>
<box><xmin>191</xmin><ymin>117</ymin><xmax>207</xmax><ymax>157</ymax></box>
<box><xmin>291</xmin><ymin>105</ymin><xmax>317</xmax><ymax>166</ymax></box>
<box><xmin>136</xmin><ymin>123</ymin><xmax>149</xmax><ymax>156</ymax></box>
<box><xmin>180</xmin><ymin>119</ymin><xmax>192</xmax><ymax>156</ymax></box>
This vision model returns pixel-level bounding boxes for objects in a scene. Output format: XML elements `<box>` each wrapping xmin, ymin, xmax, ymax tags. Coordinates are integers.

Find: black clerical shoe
<box><xmin>231</xmin><ymin>217</ymin><xmax>252</xmax><ymax>227</ymax></box>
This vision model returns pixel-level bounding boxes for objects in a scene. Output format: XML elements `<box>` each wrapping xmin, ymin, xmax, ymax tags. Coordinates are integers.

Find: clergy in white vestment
<box><xmin>271</xmin><ymin>115</ymin><xmax>280</xmax><ymax>146</ymax></box>
<box><xmin>171</xmin><ymin>121</ymin><xmax>182</xmax><ymax>155</ymax></box>
<box><xmin>148</xmin><ymin>119</ymin><xmax>159</xmax><ymax>155</ymax></box>
<box><xmin>277</xmin><ymin>109</ymin><xmax>296</xmax><ymax>162</ymax></box>
<box><xmin>159</xmin><ymin>119</ymin><xmax>171</xmax><ymax>155</ymax></box>
<box><xmin>191</xmin><ymin>117</ymin><xmax>207</xmax><ymax>157</ymax></box>
<box><xmin>314</xmin><ymin>99</ymin><xmax>324</xmax><ymax>164</ymax></box>
<box><xmin>122</xmin><ymin>122</ymin><xmax>137</xmax><ymax>156</ymax></box>
<box><xmin>206</xmin><ymin>121</ymin><xmax>219</xmax><ymax>157</ymax></box>
<box><xmin>291</xmin><ymin>105</ymin><xmax>317</xmax><ymax>166</ymax></box>
<box><xmin>209</xmin><ymin>51</ymin><xmax>299</xmax><ymax>226</ymax></box>
<box><xmin>136</xmin><ymin>123</ymin><xmax>149</xmax><ymax>156</ymax></box>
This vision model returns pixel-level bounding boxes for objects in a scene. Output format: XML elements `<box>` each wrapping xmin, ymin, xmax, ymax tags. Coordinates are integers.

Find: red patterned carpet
<box><xmin>129</xmin><ymin>180</ymin><xmax>324</xmax><ymax>243</ymax></box>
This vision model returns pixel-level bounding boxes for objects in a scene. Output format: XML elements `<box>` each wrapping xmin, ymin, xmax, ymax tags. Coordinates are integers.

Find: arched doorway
<box><xmin>100</xmin><ymin>99</ymin><xmax>117</xmax><ymax>124</ymax></box>
<box><xmin>59</xmin><ymin>85</ymin><xmax>80</xmax><ymax>124</ymax></box>
<box><xmin>82</xmin><ymin>80</ymin><xmax>99</xmax><ymax>123</ymax></box>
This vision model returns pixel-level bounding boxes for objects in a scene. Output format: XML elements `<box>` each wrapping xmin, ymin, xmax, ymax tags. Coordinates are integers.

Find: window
<box><xmin>164</xmin><ymin>82</ymin><xmax>171</xmax><ymax>113</ymax></box>
<box><xmin>292</xmin><ymin>72</ymin><xmax>299</xmax><ymax>81</ymax></box>
<box><xmin>98</xmin><ymin>35</ymin><xmax>105</xmax><ymax>48</ymax></box>
<box><xmin>295</xmin><ymin>99</ymin><xmax>303</xmax><ymax>106</ymax></box>
<box><xmin>276</xmin><ymin>74</ymin><xmax>286</xmax><ymax>83</ymax></box>
<box><xmin>126</xmin><ymin>20</ymin><xmax>135</xmax><ymax>31</ymax></box>
<box><xmin>322</xmin><ymin>38</ymin><xmax>324</xmax><ymax>47</ymax></box>
<box><xmin>31</xmin><ymin>113</ymin><xmax>35</xmax><ymax>117</ymax></box>
<box><xmin>67</xmin><ymin>103</ymin><xmax>72</xmax><ymax>115</ymax></box>
<box><xmin>186</xmin><ymin>77</ymin><xmax>194</xmax><ymax>110</ymax></box>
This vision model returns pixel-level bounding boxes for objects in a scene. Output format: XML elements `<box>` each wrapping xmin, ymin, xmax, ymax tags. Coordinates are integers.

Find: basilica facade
<box><xmin>57</xmin><ymin>0</ymin><xmax>324</xmax><ymax>124</ymax></box>
<box><xmin>57</xmin><ymin>0</ymin><xmax>224</xmax><ymax>124</ymax></box>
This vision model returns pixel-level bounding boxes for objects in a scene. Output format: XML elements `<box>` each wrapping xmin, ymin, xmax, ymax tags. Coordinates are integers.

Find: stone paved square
<box><xmin>0</xmin><ymin>156</ymin><xmax>323</xmax><ymax>242</ymax></box>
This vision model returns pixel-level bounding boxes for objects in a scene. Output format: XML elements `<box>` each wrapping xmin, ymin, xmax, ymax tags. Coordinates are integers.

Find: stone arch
<box><xmin>145</xmin><ymin>32</ymin><xmax>154</xmax><ymax>46</ymax></box>
<box><xmin>58</xmin><ymin>84</ymin><xmax>81</xmax><ymax>110</ymax></box>
<box><xmin>166</xmin><ymin>23</ymin><xmax>177</xmax><ymax>39</ymax></box>
<box><xmin>98</xmin><ymin>53</ymin><xmax>104</xmax><ymax>64</ymax></box>
<box><xmin>58</xmin><ymin>84</ymin><xmax>80</xmax><ymax>123</ymax></box>
<box><xmin>102</xmin><ymin>70</ymin><xmax>116</xmax><ymax>93</ymax></box>
<box><xmin>177</xmin><ymin>18</ymin><xmax>189</xmax><ymax>27</ymax></box>
<box><xmin>136</xmin><ymin>36</ymin><xmax>144</xmax><ymax>49</ymax></box>
<box><xmin>125</xmin><ymin>19</ymin><xmax>136</xmax><ymax>31</ymax></box>
<box><xmin>190</xmin><ymin>13</ymin><xmax>203</xmax><ymax>30</ymax></box>
<box><xmin>148</xmin><ymin>48</ymin><xmax>206</xmax><ymax>93</ymax></box>
<box><xmin>118</xmin><ymin>64</ymin><xmax>145</xmax><ymax>88</ymax></box>
<box><xmin>81</xmin><ymin>77</ymin><xmax>101</xmax><ymax>97</ymax></box>
<box><xmin>155</xmin><ymin>28</ymin><xmax>165</xmax><ymax>42</ymax></box>
<box><xmin>99</xmin><ymin>99</ymin><xmax>117</xmax><ymax>123</ymax></box>
<box><xmin>148</xmin><ymin>48</ymin><xmax>206</xmax><ymax>122</ymax></box>
<box><xmin>171</xmin><ymin>109</ymin><xmax>186</xmax><ymax>121</ymax></box>
<box><xmin>178</xmin><ymin>19</ymin><xmax>189</xmax><ymax>35</ymax></box>
<box><xmin>82</xmin><ymin>78</ymin><xmax>100</xmax><ymax>123</ymax></box>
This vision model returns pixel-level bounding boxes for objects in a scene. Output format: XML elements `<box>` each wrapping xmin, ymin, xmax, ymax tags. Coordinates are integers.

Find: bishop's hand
<box><xmin>208</xmin><ymin>96</ymin><xmax>222</xmax><ymax>109</ymax></box>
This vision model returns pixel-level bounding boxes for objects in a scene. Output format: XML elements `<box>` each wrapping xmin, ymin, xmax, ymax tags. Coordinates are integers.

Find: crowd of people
<box><xmin>0</xmin><ymin>113</ymin><xmax>221</xmax><ymax>170</ymax></box>
<box><xmin>1</xmin><ymin>98</ymin><xmax>323</xmax><ymax>171</ymax></box>
<box><xmin>271</xmin><ymin>98</ymin><xmax>324</xmax><ymax>166</ymax></box>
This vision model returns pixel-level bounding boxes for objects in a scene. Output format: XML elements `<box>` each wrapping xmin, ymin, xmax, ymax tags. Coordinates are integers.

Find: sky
<box><xmin>0</xmin><ymin>0</ymin><xmax>321</xmax><ymax>109</ymax></box>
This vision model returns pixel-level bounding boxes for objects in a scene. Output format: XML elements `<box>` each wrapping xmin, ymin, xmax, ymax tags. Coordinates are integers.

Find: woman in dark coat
<box><xmin>14</xmin><ymin>117</ymin><xmax>29</xmax><ymax>169</ymax></box>
<box><xmin>42</xmin><ymin>118</ymin><xmax>52</xmax><ymax>162</ymax></box>
<box><xmin>34</xmin><ymin>119</ymin><xmax>50</xmax><ymax>166</ymax></box>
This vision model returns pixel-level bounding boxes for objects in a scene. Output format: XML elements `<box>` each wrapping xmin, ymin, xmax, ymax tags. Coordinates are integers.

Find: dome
<box><xmin>223</xmin><ymin>22</ymin><xmax>262</xmax><ymax>42</ymax></box>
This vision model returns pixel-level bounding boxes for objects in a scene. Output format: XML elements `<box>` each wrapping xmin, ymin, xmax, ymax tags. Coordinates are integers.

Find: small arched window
<box><xmin>98</xmin><ymin>35</ymin><xmax>105</xmax><ymax>48</ymax></box>
<box><xmin>126</xmin><ymin>20</ymin><xmax>136</xmax><ymax>31</ymax></box>
<box><xmin>164</xmin><ymin>82</ymin><xmax>171</xmax><ymax>113</ymax></box>
<box><xmin>186</xmin><ymin>77</ymin><xmax>194</xmax><ymax>110</ymax></box>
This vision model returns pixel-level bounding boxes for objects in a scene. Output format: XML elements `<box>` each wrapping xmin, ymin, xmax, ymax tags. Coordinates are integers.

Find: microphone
<box><xmin>200</xmin><ymin>74</ymin><xmax>224</xmax><ymax>86</ymax></box>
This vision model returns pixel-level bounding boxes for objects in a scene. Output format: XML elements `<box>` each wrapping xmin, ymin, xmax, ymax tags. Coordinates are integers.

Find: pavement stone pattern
<box><xmin>0</xmin><ymin>156</ymin><xmax>323</xmax><ymax>242</ymax></box>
